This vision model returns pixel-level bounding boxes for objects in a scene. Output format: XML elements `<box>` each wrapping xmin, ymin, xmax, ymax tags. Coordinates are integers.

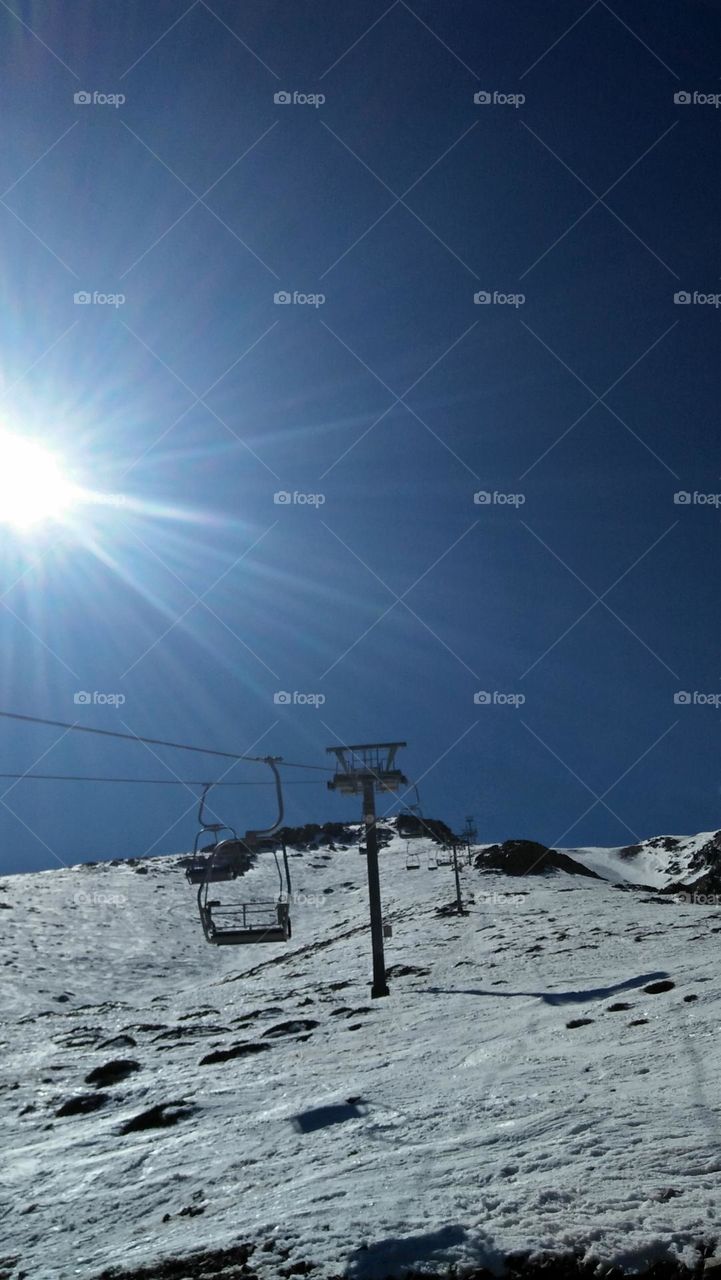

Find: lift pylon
<box><xmin>327</xmin><ymin>742</ymin><xmax>407</xmax><ymax>998</ymax></box>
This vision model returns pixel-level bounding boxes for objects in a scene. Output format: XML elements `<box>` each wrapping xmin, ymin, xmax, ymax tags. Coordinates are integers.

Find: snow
<box><xmin>564</xmin><ymin>832</ymin><xmax>720</xmax><ymax>889</ymax></box>
<box><xmin>1</xmin><ymin>826</ymin><xmax>720</xmax><ymax>1278</ymax></box>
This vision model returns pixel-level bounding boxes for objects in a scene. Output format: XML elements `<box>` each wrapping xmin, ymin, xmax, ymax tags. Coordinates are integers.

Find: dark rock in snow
<box><xmin>56</xmin><ymin>1092</ymin><xmax>111</xmax><ymax>1117</ymax></box>
<box><xmin>199</xmin><ymin>1042</ymin><xmax>270</xmax><ymax>1065</ymax></box>
<box><xmin>84</xmin><ymin>1059</ymin><xmax>141</xmax><ymax>1088</ymax></box>
<box><xmin>263</xmin><ymin>1019</ymin><xmax>319</xmax><ymax>1039</ymax></box>
<box><xmin>90</xmin><ymin>1241</ymin><xmax>256</xmax><ymax>1278</ymax></box>
<box><xmin>475</xmin><ymin>840</ymin><xmax>603</xmax><ymax>878</ymax></box>
<box><xmin>118</xmin><ymin>1101</ymin><xmax>196</xmax><ymax>1134</ymax></box>
<box><xmin>386</xmin><ymin>964</ymin><xmax>430</xmax><ymax>977</ymax></box>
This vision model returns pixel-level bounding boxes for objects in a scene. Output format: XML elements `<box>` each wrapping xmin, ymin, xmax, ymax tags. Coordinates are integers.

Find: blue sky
<box><xmin>1</xmin><ymin>0</ymin><xmax>720</xmax><ymax>873</ymax></box>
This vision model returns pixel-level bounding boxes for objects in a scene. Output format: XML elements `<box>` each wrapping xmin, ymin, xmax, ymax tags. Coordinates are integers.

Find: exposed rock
<box><xmin>385</xmin><ymin>963</ymin><xmax>430</xmax><ymax>977</ymax></box>
<box><xmin>199</xmin><ymin>1042</ymin><xmax>270</xmax><ymax>1065</ymax></box>
<box><xmin>262</xmin><ymin>1020</ymin><xmax>319</xmax><ymax>1039</ymax></box>
<box><xmin>56</xmin><ymin>1092</ymin><xmax>111</xmax><ymax>1117</ymax></box>
<box><xmin>118</xmin><ymin>1101</ymin><xmax>196</xmax><ymax>1134</ymax></box>
<box><xmin>84</xmin><ymin>1059</ymin><xmax>141</xmax><ymax>1088</ymax></box>
<box><xmin>475</xmin><ymin>840</ymin><xmax>603</xmax><ymax>878</ymax></box>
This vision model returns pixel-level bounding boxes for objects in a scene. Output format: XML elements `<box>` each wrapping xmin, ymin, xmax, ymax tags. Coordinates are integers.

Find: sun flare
<box><xmin>0</xmin><ymin>431</ymin><xmax>80</xmax><ymax>531</ymax></box>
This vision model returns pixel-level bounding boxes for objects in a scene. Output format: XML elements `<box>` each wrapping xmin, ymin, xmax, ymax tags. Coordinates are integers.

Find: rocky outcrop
<box><xmin>474</xmin><ymin>840</ymin><xmax>603</xmax><ymax>878</ymax></box>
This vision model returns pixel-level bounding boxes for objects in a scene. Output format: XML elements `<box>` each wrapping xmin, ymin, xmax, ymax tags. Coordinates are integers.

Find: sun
<box><xmin>0</xmin><ymin>431</ymin><xmax>80</xmax><ymax>531</ymax></box>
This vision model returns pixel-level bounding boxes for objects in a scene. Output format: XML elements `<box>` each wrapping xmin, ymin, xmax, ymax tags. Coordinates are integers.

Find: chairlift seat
<box><xmin>199</xmin><ymin>899</ymin><xmax>291</xmax><ymax>946</ymax></box>
<box><xmin>185</xmin><ymin>848</ymin><xmax>244</xmax><ymax>884</ymax></box>
<box><xmin>193</xmin><ymin>760</ymin><xmax>291</xmax><ymax>947</ymax></box>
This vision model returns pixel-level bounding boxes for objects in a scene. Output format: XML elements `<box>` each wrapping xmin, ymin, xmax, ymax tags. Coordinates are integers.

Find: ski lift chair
<box><xmin>185</xmin><ymin>785</ymin><xmax>242</xmax><ymax>884</ymax></box>
<box><xmin>405</xmin><ymin>841</ymin><xmax>420</xmax><ymax>870</ymax></box>
<box><xmin>197</xmin><ymin>759</ymin><xmax>292</xmax><ymax>946</ymax></box>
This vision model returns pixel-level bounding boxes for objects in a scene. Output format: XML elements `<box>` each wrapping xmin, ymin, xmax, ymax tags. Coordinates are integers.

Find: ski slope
<box><xmin>1</xmin><ymin>825</ymin><xmax>720</xmax><ymax>1278</ymax></box>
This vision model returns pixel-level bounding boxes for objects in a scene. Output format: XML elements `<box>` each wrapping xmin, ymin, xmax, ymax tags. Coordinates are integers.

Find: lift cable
<box><xmin>0</xmin><ymin>773</ymin><xmax>324</xmax><ymax>786</ymax></box>
<box><xmin>0</xmin><ymin>710</ymin><xmax>334</xmax><ymax>772</ymax></box>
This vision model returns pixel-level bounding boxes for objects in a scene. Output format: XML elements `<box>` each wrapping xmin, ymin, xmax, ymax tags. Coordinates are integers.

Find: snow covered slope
<box><xmin>1</xmin><ymin>825</ymin><xmax>720</xmax><ymax>1279</ymax></box>
<box><xmin>565</xmin><ymin>831</ymin><xmax>721</xmax><ymax>890</ymax></box>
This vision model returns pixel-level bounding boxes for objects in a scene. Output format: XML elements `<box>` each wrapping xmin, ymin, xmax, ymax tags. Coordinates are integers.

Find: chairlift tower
<box><xmin>327</xmin><ymin>742</ymin><xmax>407</xmax><ymax>999</ymax></box>
<box><xmin>463</xmin><ymin>815</ymin><xmax>477</xmax><ymax>865</ymax></box>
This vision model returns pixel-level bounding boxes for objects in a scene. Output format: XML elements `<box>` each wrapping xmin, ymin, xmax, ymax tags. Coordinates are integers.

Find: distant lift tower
<box><xmin>463</xmin><ymin>815</ymin><xmax>477</xmax><ymax>865</ymax></box>
<box><xmin>327</xmin><ymin>742</ymin><xmax>407</xmax><ymax>999</ymax></box>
